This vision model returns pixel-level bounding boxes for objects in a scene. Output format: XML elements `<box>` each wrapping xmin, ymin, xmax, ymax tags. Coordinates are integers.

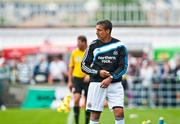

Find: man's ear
<box><xmin>106</xmin><ymin>29</ymin><xmax>110</xmax><ymax>34</ymax></box>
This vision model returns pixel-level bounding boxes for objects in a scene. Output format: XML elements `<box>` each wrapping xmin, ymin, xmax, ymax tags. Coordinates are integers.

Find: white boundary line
<box><xmin>67</xmin><ymin>109</ymin><xmax>74</xmax><ymax>124</ymax></box>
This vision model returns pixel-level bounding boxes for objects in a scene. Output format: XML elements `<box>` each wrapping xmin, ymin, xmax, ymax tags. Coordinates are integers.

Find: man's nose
<box><xmin>96</xmin><ymin>31</ymin><xmax>98</xmax><ymax>35</ymax></box>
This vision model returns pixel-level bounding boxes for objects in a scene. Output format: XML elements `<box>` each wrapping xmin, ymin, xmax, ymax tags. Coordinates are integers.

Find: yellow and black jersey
<box><xmin>69</xmin><ymin>48</ymin><xmax>87</xmax><ymax>78</ymax></box>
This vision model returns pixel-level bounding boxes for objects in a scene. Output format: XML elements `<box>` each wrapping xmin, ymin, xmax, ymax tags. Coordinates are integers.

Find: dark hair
<box><xmin>96</xmin><ymin>20</ymin><xmax>112</xmax><ymax>34</ymax></box>
<box><xmin>77</xmin><ymin>35</ymin><xmax>87</xmax><ymax>44</ymax></box>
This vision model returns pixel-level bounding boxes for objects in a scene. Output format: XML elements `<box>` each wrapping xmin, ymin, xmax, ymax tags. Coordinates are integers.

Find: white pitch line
<box><xmin>67</xmin><ymin>109</ymin><xmax>74</xmax><ymax>124</ymax></box>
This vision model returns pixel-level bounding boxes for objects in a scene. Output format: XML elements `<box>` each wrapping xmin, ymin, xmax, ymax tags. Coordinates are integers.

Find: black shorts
<box><xmin>72</xmin><ymin>77</ymin><xmax>89</xmax><ymax>97</ymax></box>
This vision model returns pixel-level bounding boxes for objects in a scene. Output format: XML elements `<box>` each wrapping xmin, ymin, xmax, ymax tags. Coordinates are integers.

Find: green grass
<box><xmin>0</xmin><ymin>108</ymin><xmax>68</xmax><ymax>124</ymax></box>
<box><xmin>0</xmin><ymin>108</ymin><xmax>180</xmax><ymax>124</ymax></box>
<box><xmin>124</xmin><ymin>108</ymin><xmax>180</xmax><ymax>124</ymax></box>
<box><xmin>99</xmin><ymin>108</ymin><xmax>180</xmax><ymax>124</ymax></box>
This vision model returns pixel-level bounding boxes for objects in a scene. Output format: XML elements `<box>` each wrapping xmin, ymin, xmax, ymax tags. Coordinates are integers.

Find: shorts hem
<box><xmin>112</xmin><ymin>106</ymin><xmax>124</xmax><ymax>109</ymax></box>
<box><xmin>73</xmin><ymin>91</ymin><xmax>81</xmax><ymax>94</ymax></box>
<box><xmin>86</xmin><ymin>109</ymin><xmax>103</xmax><ymax>112</ymax></box>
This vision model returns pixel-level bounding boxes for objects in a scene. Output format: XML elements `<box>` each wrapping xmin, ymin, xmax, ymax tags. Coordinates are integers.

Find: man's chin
<box><xmin>97</xmin><ymin>37</ymin><xmax>101</xmax><ymax>40</ymax></box>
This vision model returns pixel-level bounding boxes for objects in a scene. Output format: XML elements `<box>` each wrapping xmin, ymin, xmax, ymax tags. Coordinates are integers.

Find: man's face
<box><xmin>77</xmin><ymin>40</ymin><xmax>86</xmax><ymax>51</ymax></box>
<box><xmin>96</xmin><ymin>24</ymin><xmax>109</xmax><ymax>41</ymax></box>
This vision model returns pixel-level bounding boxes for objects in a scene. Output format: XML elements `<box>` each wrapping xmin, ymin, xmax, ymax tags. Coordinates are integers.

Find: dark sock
<box><xmin>85</xmin><ymin>110</ymin><xmax>90</xmax><ymax>124</ymax></box>
<box><xmin>73</xmin><ymin>106</ymin><xmax>80</xmax><ymax>124</ymax></box>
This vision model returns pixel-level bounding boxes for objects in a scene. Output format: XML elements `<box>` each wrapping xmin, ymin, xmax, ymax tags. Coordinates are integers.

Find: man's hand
<box><xmin>68</xmin><ymin>81</ymin><xmax>74</xmax><ymax>92</ymax></box>
<box><xmin>84</xmin><ymin>75</ymin><xmax>90</xmax><ymax>83</ymax></box>
<box><xmin>99</xmin><ymin>70</ymin><xmax>111</xmax><ymax>78</ymax></box>
<box><xmin>100</xmin><ymin>76</ymin><xmax>112</xmax><ymax>88</ymax></box>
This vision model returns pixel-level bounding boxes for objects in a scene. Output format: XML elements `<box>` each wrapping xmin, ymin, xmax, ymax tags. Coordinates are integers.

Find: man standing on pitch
<box><xmin>81</xmin><ymin>20</ymin><xmax>128</xmax><ymax>124</ymax></box>
<box><xmin>68</xmin><ymin>35</ymin><xmax>90</xmax><ymax>124</ymax></box>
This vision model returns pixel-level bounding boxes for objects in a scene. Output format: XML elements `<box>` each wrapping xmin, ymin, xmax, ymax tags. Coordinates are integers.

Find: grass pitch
<box><xmin>0</xmin><ymin>108</ymin><xmax>179</xmax><ymax>124</ymax></box>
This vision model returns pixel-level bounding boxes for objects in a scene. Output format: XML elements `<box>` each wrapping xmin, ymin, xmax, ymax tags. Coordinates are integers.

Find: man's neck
<box><xmin>78</xmin><ymin>47</ymin><xmax>85</xmax><ymax>52</ymax></box>
<box><xmin>101</xmin><ymin>36</ymin><xmax>112</xmax><ymax>43</ymax></box>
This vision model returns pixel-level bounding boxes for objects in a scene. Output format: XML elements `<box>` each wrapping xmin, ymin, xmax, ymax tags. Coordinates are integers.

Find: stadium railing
<box><xmin>126</xmin><ymin>76</ymin><xmax>180</xmax><ymax>108</ymax></box>
<box><xmin>0</xmin><ymin>2</ymin><xmax>180</xmax><ymax>27</ymax></box>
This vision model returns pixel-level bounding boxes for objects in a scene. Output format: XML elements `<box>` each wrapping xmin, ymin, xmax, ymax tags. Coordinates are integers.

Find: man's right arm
<box><xmin>68</xmin><ymin>66</ymin><xmax>74</xmax><ymax>92</ymax></box>
<box><xmin>68</xmin><ymin>53</ymin><xmax>74</xmax><ymax>91</ymax></box>
<box><xmin>81</xmin><ymin>44</ymin><xmax>99</xmax><ymax>75</ymax></box>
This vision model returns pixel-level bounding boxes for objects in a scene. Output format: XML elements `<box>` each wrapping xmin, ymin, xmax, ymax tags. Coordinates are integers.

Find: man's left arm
<box><xmin>100</xmin><ymin>46</ymin><xmax>128</xmax><ymax>88</ymax></box>
<box><xmin>110</xmin><ymin>46</ymin><xmax>128</xmax><ymax>80</ymax></box>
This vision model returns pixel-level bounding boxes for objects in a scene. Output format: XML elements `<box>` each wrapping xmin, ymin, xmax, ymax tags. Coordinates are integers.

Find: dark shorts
<box><xmin>72</xmin><ymin>77</ymin><xmax>89</xmax><ymax>97</ymax></box>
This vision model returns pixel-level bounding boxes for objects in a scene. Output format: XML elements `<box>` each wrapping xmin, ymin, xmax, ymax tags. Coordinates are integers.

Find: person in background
<box><xmin>48</xmin><ymin>55</ymin><xmax>67</xmax><ymax>85</ymax></box>
<box><xmin>174</xmin><ymin>57</ymin><xmax>180</xmax><ymax>79</ymax></box>
<box><xmin>0</xmin><ymin>51</ymin><xmax>10</xmax><ymax>110</ymax></box>
<box><xmin>33</xmin><ymin>56</ymin><xmax>49</xmax><ymax>83</ymax></box>
<box><xmin>68</xmin><ymin>35</ymin><xmax>90</xmax><ymax>124</ymax></box>
<box><xmin>16</xmin><ymin>56</ymin><xmax>32</xmax><ymax>84</ymax></box>
<box><xmin>81</xmin><ymin>20</ymin><xmax>128</xmax><ymax>124</ymax></box>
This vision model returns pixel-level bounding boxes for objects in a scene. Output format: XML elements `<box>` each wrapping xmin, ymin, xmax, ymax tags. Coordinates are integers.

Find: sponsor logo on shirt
<box><xmin>87</xmin><ymin>103</ymin><xmax>92</xmax><ymax>108</ymax></box>
<box><xmin>113</xmin><ymin>50</ymin><xmax>118</xmax><ymax>55</ymax></box>
<box><xmin>98</xmin><ymin>56</ymin><xmax>116</xmax><ymax>63</ymax></box>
